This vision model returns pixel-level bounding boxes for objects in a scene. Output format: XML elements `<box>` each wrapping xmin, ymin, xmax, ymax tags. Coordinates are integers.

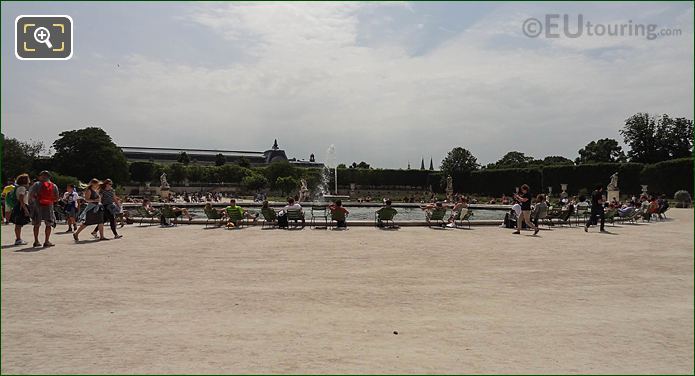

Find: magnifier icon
<box><xmin>33</xmin><ymin>26</ymin><xmax>53</xmax><ymax>49</ymax></box>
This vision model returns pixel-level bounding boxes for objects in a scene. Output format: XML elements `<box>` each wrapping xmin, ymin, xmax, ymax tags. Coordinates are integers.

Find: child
<box><xmin>62</xmin><ymin>184</ymin><xmax>79</xmax><ymax>232</ymax></box>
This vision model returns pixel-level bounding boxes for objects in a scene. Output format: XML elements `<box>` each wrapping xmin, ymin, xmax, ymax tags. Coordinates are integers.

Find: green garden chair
<box><xmin>427</xmin><ymin>208</ymin><xmax>447</xmax><ymax>228</ymax></box>
<box><xmin>604</xmin><ymin>208</ymin><xmax>618</xmax><ymax>226</ymax></box>
<box><xmin>135</xmin><ymin>206</ymin><xmax>160</xmax><ymax>226</ymax></box>
<box><xmin>375</xmin><ymin>207</ymin><xmax>398</xmax><ymax>228</ymax></box>
<box><xmin>226</xmin><ymin>209</ymin><xmax>246</xmax><ymax>229</ymax></box>
<box><xmin>454</xmin><ymin>210</ymin><xmax>474</xmax><ymax>229</ymax></box>
<box><xmin>285</xmin><ymin>209</ymin><xmax>305</xmax><ymax>230</ymax></box>
<box><xmin>204</xmin><ymin>207</ymin><xmax>224</xmax><ymax>228</ymax></box>
<box><xmin>261</xmin><ymin>207</ymin><xmax>278</xmax><ymax>229</ymax></box>
<box><xmin>160</xmin><ymin>205</ymin><xmax>180</xmax><ymax>226</ymax></box>
<box><xmin>310</xmin><ymin>206</ymin><xmax>329</xmax><ymax>228</ymax></box>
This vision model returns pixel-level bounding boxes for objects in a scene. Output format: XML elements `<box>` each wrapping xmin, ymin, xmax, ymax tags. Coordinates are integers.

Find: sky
<box><xmin>1</xmin><ymin>1</ymin><xmax>693</xmax><ymax>168</ymax></box>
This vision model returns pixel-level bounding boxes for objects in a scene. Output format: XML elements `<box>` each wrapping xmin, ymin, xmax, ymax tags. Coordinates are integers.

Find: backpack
<box><xmin>4</xmin><ymin>186</ymin><xmax>17</xmax><ymax>208</ymax></box>
<box><xmin>38</xmin><ymin>182</ymin><xmax>57</xmax><ymax>206</ymax></box>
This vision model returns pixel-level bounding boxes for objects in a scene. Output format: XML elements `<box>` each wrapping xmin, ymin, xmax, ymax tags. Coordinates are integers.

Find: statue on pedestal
<box><xmin>607</xmin><ymin>172</ymin><xmax>619</xmax><ymax>191</ymax></box>
<box><xmin>160</xmin><ymin>172</ymin><xmax>170</xmax><ymax>190</ymax></box>
<box><xmin>298</xmin><ymin>179</ymin><xmax>309</xmax><ymax>203</ymax></box>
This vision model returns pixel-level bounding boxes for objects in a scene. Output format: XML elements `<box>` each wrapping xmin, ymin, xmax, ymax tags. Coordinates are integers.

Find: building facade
<box><xmin>120</xmin><ymin>140</ymin><xmax>323</xmax><ymax>168</ymax></box>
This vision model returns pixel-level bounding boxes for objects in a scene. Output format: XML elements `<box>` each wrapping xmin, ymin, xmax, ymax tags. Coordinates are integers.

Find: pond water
<box><xmin>184</xmin><ymin>206</ymin><xmax>507</xmax><ymax>221</ymax></box>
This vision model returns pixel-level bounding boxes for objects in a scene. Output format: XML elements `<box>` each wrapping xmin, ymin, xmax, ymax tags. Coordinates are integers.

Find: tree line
<box><xmin>438</xmin><ymin>113</ymin><xmax>692</xmax><ymax>178</ymax></box>
<box><xmin>1</xmin><ymin>112</ymin><xmax>691</xmax><ymax>195</ymax></box>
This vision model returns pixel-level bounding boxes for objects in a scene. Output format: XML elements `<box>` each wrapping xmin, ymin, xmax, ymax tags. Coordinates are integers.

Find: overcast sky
<box><xmin>2</xmin><ymin>2</ymin><xmax>693</xmax><ymax>168</ymax></box>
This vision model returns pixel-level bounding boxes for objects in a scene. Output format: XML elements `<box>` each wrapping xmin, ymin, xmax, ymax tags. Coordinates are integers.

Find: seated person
<box><xmin>376</xmin><ymin>199</ymin><xmax>398</xmax><ymax>227</ymax></box>
<box><xmin>328</xmin><ymin>199</ymin><xmax>349</xmax><ymax>228</ymax></box>
<box><xmin>260</xmin><ymin>200</ymin><xmax>278</xmax><ymax>222</ymax></box>
<box><xmin>647</xmin><ymin>197</ymin><xmax>660</xmax><ymax>220</ymax></box>
<box><xmin>501</xmin><ymin>194</ymin><xmax>511</xmax><ymax>205</ymax></box>
<box><xmin>204</xmin><ymin>202</ymin><xmax>225</xmax><ymax>217</ymax></box>
<box><xmin>531</xmin><ymin>194</ymin><xmax>548</xmax><ymax>227</ymax></box>
<box><xmin>610</xmin><ymin>197</ymin><xmax>620</xmax><ymax>208</ymax></box>
<box><xmin>657</xmin><ymin>195</ymin><xmax>669</xmax><ymax>218</ymax></box>
<box><xmin>447</xmin><ymin>196</ymin><xmax>469</xmax><ymax>227</ymax></box>
<box><xmin>575</xmin><ymin>197</ymin><xmax>590</xmax><ymax>211</ymax></box>
<box><xmin>159</xmin><ymin>204</ymin><xmax>193</xmax><ymax>226</ymax></box>
<box><xmin>142</xmin><ymin>198</ymin><xmax>157</xmax><ymax>214</ymax></box>
<box><xmin>502</xmin><ymin>201</ymin><xmax>523</xmax><ymax>229</ymax></box>
<box><xmin>224</xmin><ymin>199</ymin><xmax>257</xmax><ymax>228</ymax></box>
<box><xmin>278</xmin><ymin>197</ymin><xmax>304</xmax><ymax>228</ymax></box>
<box><xmin>617</xmin><ymin>205</ymin><xmax>636</xmax><ymax>217</ymax></box>
<box><xmin>421</xmin><ymin>201</ymin><xmax>446</xmax><ymax>224</ymax></box>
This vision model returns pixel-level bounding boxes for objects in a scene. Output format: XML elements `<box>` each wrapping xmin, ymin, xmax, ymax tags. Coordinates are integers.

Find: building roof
<box><xmin>120</xmin><ymin>146</ymin><xmax>265</xmax><ymax>158</ymax></box>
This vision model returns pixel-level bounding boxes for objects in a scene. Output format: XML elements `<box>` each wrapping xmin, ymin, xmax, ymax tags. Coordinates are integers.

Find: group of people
<box><xmin>2</xmin><ymin>172</ymin><xmax>129</xmax><ymax>247</ymax></box>
<box><xmin>2</xmin><ymin>173</ymin><xmax>674</xmax><ymax>243</ymax></box>
<box><xmin>420</xmin><ymin>195</ymin><xmax>471</xmax><ymax>228</ymax></box>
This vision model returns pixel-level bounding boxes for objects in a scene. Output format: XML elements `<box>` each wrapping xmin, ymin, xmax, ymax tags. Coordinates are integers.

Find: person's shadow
<box><xmin>3</xmin><ymin>243</ymin><xmax>48</xmax><ymax>253</ymax></box>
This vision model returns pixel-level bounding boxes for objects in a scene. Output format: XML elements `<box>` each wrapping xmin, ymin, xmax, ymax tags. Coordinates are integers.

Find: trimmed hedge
<box><xmin>640</xmin><ymin>158</ymin><xmax>693</xmax><ymax>196</ymax></box>
<box><xmin>126</xmin><ymin>159</ymin><xmax>693</xmax><ymax>197</ymax></box>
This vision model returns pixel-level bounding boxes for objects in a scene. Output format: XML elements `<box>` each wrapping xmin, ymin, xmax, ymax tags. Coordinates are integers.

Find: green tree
<box><xmin>218</xmin><ymin>164</ymin><xmax>251</xmax><ymax>183</ymax></box>
<box><xmin>264</xmin><ymin>161</ymin><xmax>298</xmax><ymax>188</ymax></box>
<box><xmin>336</xmin><ymin>163</ymin><xmax>347</xmax><ymax>169</ymax></box>
<box><xmin>349</xmin><ymin>161</ymin><xmax>370</xmax><ymax>169</ymax></box>
<box><xmin>167</xmin><ymin>163</ymin><xmax>187</xmax><ymax>184</ymax></box>
<box><xmin>129</xmin><ymin>162</ymin><xmax>156</xmax><ymax>184</ymax></box>
<box><xmin>619</xmin><ymin>113</ymin><xmax>662</xmax><ymax>163</ymax></box>
<box><xmin>656</xmin><ymin>115</ymin><xmax>693</xmax><ymax>159</ymax></box>
<box><xmin>489</xmin><ymin>151</ymin><xmax>535</xmax><ymax>169</ymax></box>
<box><xmin>237</xmin><ymin>157</ymin><xmax>251</xmax><ymax>168</ymax></box>
<box><xmin>177</xmin><ymin>152</ymin><xmax>190</xmax><ymax>165</ymax></box>
<box><xmin>440</xmin><ymin>147</ymin><xmax>479</xmax><ymax>177</ymax></box>
<box><xmin>242</xmin><ymin>173</ymin><xmax>269</xmax><ymax>192</ymax></box>
<box><xmin>215</xmin><ymin>153</ymin><xmax>226</xmax><ymax>166</ymax></box>
<box><xmin>276</xmin><ymin>176</ymin><xmax>299</xmax><ymax>196</ymax></box>
<box><xmin>52</xmin><ymin>127</ymin><xmax>129</xmax><ymax>183</ymax></box>
<box><xmin>186</xmin><ymin>165</ymin><xmax>204</xmax><ymax>182</ymax></box>
<box><xmin>542</xmin><ymin>155</ymin><xmax>573</xmax><ymax>165</ymax></box>
<box><xmin>575</xmin><ymin>138</ymin><xmax>626</xmax><ymax>164</ymax></box>
<box><xmin>1</xmin><ymin>133</ymin><xmax>44</xmax><ymax>181</ymax></box>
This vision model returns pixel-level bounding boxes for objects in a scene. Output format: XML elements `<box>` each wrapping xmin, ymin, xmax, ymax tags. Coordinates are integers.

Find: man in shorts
<box><xmin>28</xmin><ymin>171</ymin><xmax>60</xmax><ymax>247</ymax></box>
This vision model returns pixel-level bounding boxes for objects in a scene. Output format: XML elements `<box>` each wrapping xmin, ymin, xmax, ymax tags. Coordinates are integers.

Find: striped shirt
<box><xmin>101</xmin><ymin>189</ymin><xmax>115</xmax><ymax>205</ymax></box>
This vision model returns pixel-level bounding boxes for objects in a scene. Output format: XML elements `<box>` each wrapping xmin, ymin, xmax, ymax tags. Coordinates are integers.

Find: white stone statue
<box><xmin>160</xmin><ymin>172</ymin><xmax>170</xmax><ymax>189</ymax></box>
<box><xmin>298</xmin><ymin>178</ymin><xmax>309</xmax><ymax>203</ymax></box>
<box><xmin>607</xmin><ymin>172</ymin><xmax>619</xmax><ymax>190</ymax></box>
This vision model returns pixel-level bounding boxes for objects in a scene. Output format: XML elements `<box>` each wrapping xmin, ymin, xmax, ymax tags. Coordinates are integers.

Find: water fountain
<box><xmin>319</xmin><ymin>144</ymin><xmax>350</xmax><ymax>202</ymax></box>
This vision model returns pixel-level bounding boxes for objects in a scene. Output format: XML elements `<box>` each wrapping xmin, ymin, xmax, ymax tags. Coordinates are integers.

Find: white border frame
<box><xmin>15</xmin><ymin>14</ymin><xmax>73</xmax><ymax>60</ymax></box>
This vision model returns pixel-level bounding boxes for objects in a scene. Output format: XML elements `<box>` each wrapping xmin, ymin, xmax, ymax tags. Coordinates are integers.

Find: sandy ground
<box><xmin>1</xmin><ymin>209</ymin><xmax>693</xmax><ymax>374</ymax></box>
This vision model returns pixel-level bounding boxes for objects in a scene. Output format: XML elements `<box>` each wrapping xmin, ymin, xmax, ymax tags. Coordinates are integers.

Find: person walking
<box><xmin>28</xmin><ymin>171</ymin><xmax>60</xmax><ymax>247</ymax></box>
<box><xmin>62</xmin><ymin>184</ymin><xmax>79</xmax><ymax>232</ymax></box>
<box><xmin>585</xmin><ymin>185</ymin><xmax>606</xmax><ymax>233</ymax></box>
<box><xmin>512</xmin><ymin>184</ymin><xmax>540</xmax><ymax>235</ymax></box>
<box><xmin>9</xmin><ymin>174</ymin><xmax>31</xmax><ymax>245</ymax></box>
<box><xmin>90</xmin><ymin>179</ymin><xmax>122</xmax><ymax>239</ymax></box>
<box><xmin>73</xmin><ymin>179</ymin><xmax>106</xmax><ymax>242</ymax></box>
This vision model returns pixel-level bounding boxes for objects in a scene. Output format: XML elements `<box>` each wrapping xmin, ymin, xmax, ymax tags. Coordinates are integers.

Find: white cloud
<box><xmin>2</xmin><ymin>2</ymin><xmax>693</xmax><ymax>167</ymax></box>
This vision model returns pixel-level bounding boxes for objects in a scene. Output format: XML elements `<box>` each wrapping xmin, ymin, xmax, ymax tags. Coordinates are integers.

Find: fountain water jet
<box><xmin>318</xmin><ymin>144</ymin><xmax>349</xmax><ymax>202</ymax></box>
